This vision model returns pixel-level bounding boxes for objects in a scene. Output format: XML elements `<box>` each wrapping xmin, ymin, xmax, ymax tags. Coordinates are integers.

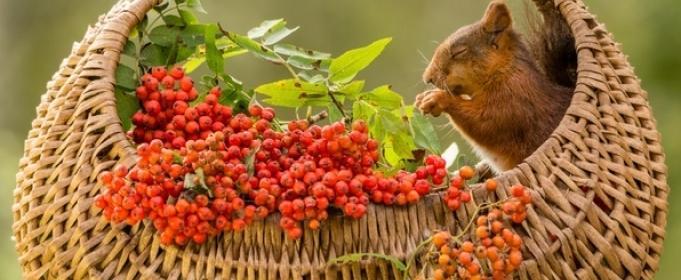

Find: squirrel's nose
<box><xmin>423</xmin><ymin>72</ymin><xmax>435</xmax><ymax>85</ymax></box>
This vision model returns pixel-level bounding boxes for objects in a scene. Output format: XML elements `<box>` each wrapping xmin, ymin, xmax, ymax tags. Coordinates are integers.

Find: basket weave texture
<box><xmin>13</xmin><ymin>0</ymin><xmax>668</xmax><ymax>279</ymax></box>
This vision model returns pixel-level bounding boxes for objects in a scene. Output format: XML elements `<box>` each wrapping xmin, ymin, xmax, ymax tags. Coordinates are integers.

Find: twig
<box><xmin>307</xmin><ymin>111</ymin><xmax>329</xmax><ymax>124</ymax></box>
<box><xmin>217</xmin><ymin>23</ymin><xmax>301</xmax><ymax>81</ymax></box>
<box><xmin>328</xmin><ymin>91</ymin><xmax>348</xmax><ymax>119</ymax></box>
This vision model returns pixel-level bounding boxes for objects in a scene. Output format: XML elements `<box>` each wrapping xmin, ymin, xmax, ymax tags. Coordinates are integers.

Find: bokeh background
<box><xmin>0</xmin><ymin>0</ymin><xmax>678</xmax><ymax>279</ymax></box>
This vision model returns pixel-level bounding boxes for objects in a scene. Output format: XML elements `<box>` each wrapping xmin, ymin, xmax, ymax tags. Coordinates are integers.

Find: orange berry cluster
<box><xmin>430</xmin><ymin>181</ymin><xmax>531</xmax><ymax>280</ymax></box>
<box><xmin>96</xmin><ymin>66</ymin><xmax>459</xmax><ymax>245</ymax></box>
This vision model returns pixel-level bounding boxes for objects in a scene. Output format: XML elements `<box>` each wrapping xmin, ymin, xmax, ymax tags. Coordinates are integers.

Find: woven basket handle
<box><xmin>90</xmin><ymin>0</ymin><xmax>159</xmax><ymax>159</ymax></box>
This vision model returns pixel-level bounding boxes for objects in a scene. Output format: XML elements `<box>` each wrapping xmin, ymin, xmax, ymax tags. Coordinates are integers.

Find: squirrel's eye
<box><xmin>451</xmin><ymin>47</ymin><xmax>468</xmax><ymax>58</ymax></box>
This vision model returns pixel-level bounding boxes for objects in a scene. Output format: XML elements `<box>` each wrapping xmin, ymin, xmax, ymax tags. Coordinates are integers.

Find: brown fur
<box><xmin>416</xmin><ymin>0</ymin><xmax>574</xmax><ymax>173</ymax></box>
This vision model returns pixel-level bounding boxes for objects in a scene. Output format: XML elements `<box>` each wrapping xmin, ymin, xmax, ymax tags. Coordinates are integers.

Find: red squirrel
<box><xmin>416</xmin><ymin>1</ymin><xmax>575</xmax><ymax>173</ymax></box>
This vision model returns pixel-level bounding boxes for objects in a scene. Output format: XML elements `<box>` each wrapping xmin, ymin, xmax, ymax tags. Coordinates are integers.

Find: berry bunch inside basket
<box><xmin>97</xmin><ymin>66</ymin><xmax>530</xmax><ymax>249</ymax></box>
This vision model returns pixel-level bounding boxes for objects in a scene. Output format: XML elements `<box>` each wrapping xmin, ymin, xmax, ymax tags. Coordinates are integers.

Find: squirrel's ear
<box><xmin>482</xmin><ymin>1</ymin><xmax>512</xmax><ymax>34</ymax></box>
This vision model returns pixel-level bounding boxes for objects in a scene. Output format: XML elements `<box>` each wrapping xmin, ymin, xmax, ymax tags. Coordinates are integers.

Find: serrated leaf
<box><xmin>204</xmin><ymin>24</ymin><xmax>223</xmax><ymax>74</ymax></box>
<box><xmin>122</xmin><ymin>40</ymin><xmax>136</xmax><ymax>57</ymax></box>
<box><xmin>149</xmin><ymin>25</ymin><xmax>180</xmax><ymax>47</ymax></box>
<box><xmin>163</xmin><ymin>15</ymin><xmax>185</xmax><ymax>27</ymax></box>
<box><xmin>178</xmin><ymin>8</ymin><xmax>198</xmax><ymax>25</ymax></box>
<box><xmin>352</xmin><ymin>101</ymin><xmax>375</xmax><ymax>127</ymax></box>
<box><xmin>247</xmin><ymin>19</ymin><xmax>285</xmax><ymax>39</ymax></box>
<box><xmin>363</xmin><ymin>85</ymin><xmax>402</xmax><ymax>109</ymax></box>
<box><xmin>391</xmin><ymin>133</ymin><xmax>416</xmax><ymax>159</ymax></box>
<box><xmin>255</xmin><ymin>79</ymin><xmax>328</xmax><ymax>108</ymax></box>
<box><xmin>329</xmin><ymin>37</ymin><xmax>392</xmax><ymax>84</ymax></box>
<box><xmin>262</xmin><ymin>26</ymin><xmax>299</xmax><ymax>45</ymax></box>
<box><xmin>115</xmin><ymin>88</ymin><xmax>140</xmax><ymax>131</ymax></box>
<box><xmin>115</xmin><ymin>64</ymin><xmax>138</xmax><ymax>90</ymax></box>
<box><xmin>411</xmin><ymin>111</ymin><xmax>442</xmax><ymax>154</ymax></box>
<box><xmin>187</xmin><ymin>0</ymin><xmax>207</xmax><ymax>14</ymax></box>
<box><xmin>274</xmin><ymin>44</ymin><xmax>331</xmax><ymax>60</ymax></box>
<box><xmin>396</xmin><ymin>105</ymin><xmax>415</xmax><ymax>118</ymax></box>
<box><xmin>227</xmin><ymin>32</ymin><xmax>280</xmax><ymax>63</ymax></box>
<box><xmin>140</xmin><ymin>44</ymin><xmax>168</xmax><ymax>66</ymax></box>
<box><xmin>378</xmin><ymin>109</ymin><xmax>405</xmax><ymax>134</ymax></box>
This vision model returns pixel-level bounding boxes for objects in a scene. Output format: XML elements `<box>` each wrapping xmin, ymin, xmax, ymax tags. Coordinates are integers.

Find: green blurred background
<box><xmin>0</xmin><ymin>0</ymin><xmax>678</xmax><ymax>279</ymax></box>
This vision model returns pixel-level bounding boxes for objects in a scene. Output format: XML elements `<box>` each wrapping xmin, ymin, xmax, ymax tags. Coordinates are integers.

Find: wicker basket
<box><xmin>13</xmin><ymin>0</ymin><xmax>669</xmax><ymax>279</ymax></box>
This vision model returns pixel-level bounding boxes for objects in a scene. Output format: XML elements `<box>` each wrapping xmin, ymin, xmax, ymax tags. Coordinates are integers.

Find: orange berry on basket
<box><xmin>458</xmin><ymin>252</ymin><xmax>473</xmax><ymax>266</ymax></box>
<box><xmin>438</xmin><ymin>254</ymin><xmax>451</xmax><ymax>266</ymax></box>
<box><xmin>475</xmin><ymin>225</ymin><xmax>489</xmax><ymax>239</ymax></box>
<box><xmin>511</xmin><ymin>184</ymin><xmax>525</xmax><ymax>198</ymax></box>
<box><xmin>433</xmin><ymin>269</ymin><xmax>446</xmax><ymax>280</ymax></box>
<box><xmin>432</xmin><ymin>231</ymin><xmax>451</xmax><ymax>247</ymax></box>
<box><xmin>509</xmin><ymin>249</ymin><xmax>523</xmax><ymax>267</ymax></box>
<box><xmin>485</xmin><ymin>178</ymin><xmax>498</xmax><ymax>191</ymax></box>
<box><xmin>461</xmin><ymin>241</ymin><xmax>475</xmax><ymax>253</ymax></box>
<box><xmin>459</xmin><ymin>166</ymin><xmax>475</xmax><ymax>180</ymax></box>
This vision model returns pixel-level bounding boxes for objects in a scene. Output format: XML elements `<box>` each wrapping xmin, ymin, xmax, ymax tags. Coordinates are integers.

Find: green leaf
<box><xmin>352</xmin><ymin>101</ymin><xmax>375</xmax><ymax>125</ymax></box>
<box><xmin>378</xmin><ymin>109</ymin><xmax>404</xmax><ymax>134</ymax></box>
<box><xmin>140</xmin><ymin>44</ymin><xmax>169</xmax><ymax>67</ymax></box>
<box><xmin>204</xmin><ymin>24</ymin><xmax>223</xmax><ymax>74</ymax></box>
<box><xmin>338</xmin><ymin>80</ymin><xmax>365</xmax><ymax>96</ymax></box>
<box><xmin>255</xmin><ymin>79</ymin><xmax>328</xmax><ymax>108</ymax></box>
<box><xmin>115</xmin><ymin>88</ymin><xmax>140</xmax><ymax>131</ymax></box>
<box><xmin>391</xmin><ymin>133</ymin><xmax>416</xmax><ymax>159</ymax></box>
<box><xmin>329</xmin><ymin>37</ymin><xmax>392</xmax><ymax>84</ymax></box>
<box><xmin>411</xmin><ymin>111</ymin><xmax>442</xmax><ymax>154</ymax></box>
<box><xmin>178</xmin><ymin>8</ymin><xmax>199</xmax><ymax>25</ymax></box>
<box><xmin>122</xmin><ymin>40</ymin><xmax>136</xmax><ymax>57</ymax></box>
<box><xmin>396</xmin><ymin>105</ymin><xmax>415</xmax><ymax>118</ymax></box>
<box><xmin>184</xmin><ymin>56</ymin><xmax>205</xmax><ymax>73</ymax></box>
<box><xmin>115</xmin><ymin>64</ymin><xmax>138</xmax><ymax>90</ymax></box>
<box><xmin>187</xmin><ymin>0</ymin><xmax>207</xmax><ymax>14</ymax></box>
<box><xmin>149</xmin><ymin>25</ymin><xmax>181</xmax><ymax>47</ymax></box>
<box><xmin>153</xmin><ymin>1</ymin><xmax>170</xmax><ymax>13</ymax></box>
<box><xmin>227</xmin><ymin>32</ymin><xmax>279</xmax><ymax>63</ymax></box>
<box><xmin>184</xmin><ymin>168</ymin><xmax>213</xmax><ymax>197</ymax></box>
<box><xmin>179</xmin><ymin>24</ymin><xmax>206</xmax><ymax>47</ymax></box>
<box><xmin>165</xmin><ymin>39</ymin><xmax>180</xmax><ymax>66</ymax></box>
<box><xmin>298</xmin><ymin>71</ymin><xmax>326</xmax><ymax>83</ymax></box>
<box><xmin>176</xmin><ymin>45</ymin><xmax>195</xmax><ymax>62</ymax></box>
<box><xmin>247</xmin><ymin>19</ymin><xmax>286</xmax><ymax>39</ymax></box>
<box><xmin>223</xmin><ymin>48</ymin><xmax>248</xmax><ymax>59</ymax></box>
<box><xmin>286</xmin><ymin>56</ymin><xmax>320</xmax><ymax>71</ymax></box>
<box><xmin>274</xmin><ymin>44</ymin><xmax>331</xmax><ymax>60</ymax></box>
<box><xmin>262</xmin><ymin>26</ymin><xmax>299</xmax><ymax>45</ymax></box>
<box><xmin>163</xmin><ymin>15</ymin><xmax>185</xmax><ymax>27</ymax></box>
<box><xmin>362</xmin><ymin>85</ymin><xmax>402</xmax><ymax>109</ymax></box>
<box><xmin>327</xmin><ymin>105</ymin><xmax>344</xmax><ymax>122</ymax></box>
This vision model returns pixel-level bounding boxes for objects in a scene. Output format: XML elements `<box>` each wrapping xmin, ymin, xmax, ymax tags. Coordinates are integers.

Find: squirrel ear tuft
<box><xmin>482</xmin><ymin>1</ymin><xmax>512</xmax><ymax>33</ymax></box>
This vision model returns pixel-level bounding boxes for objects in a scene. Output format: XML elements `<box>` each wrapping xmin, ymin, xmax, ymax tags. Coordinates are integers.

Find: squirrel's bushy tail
<box><xmin>527</xmin><ymin>0</ymin><xmax>577</xmax><ymax>88</ymax></box>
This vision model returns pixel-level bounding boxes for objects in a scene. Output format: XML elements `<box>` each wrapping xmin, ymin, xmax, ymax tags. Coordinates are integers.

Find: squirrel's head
<box><xmin>423</xmin><ymin>1</ymin><xmax>525</xmax><ymax>96</ymax></box>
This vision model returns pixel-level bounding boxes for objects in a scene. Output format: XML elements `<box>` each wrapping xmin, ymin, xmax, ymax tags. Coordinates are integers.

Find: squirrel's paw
<box><xmin>415</xmin><ymin>89</ymin><xmax>452</xmax><ymax>117</ymax></box>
